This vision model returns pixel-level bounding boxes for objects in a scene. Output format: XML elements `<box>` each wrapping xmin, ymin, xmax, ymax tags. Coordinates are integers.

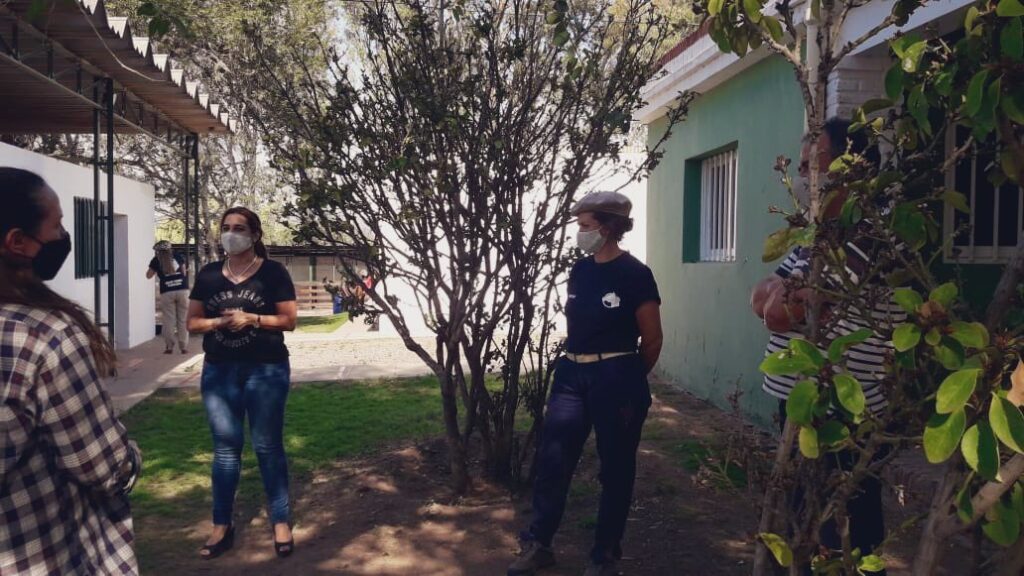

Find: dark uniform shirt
<box><xmin>148</xmin><ymin>254</ymin><xmax>188</xmax><ymax>294</ymax></box>
<box><xmin>188</xmin><ymin>260</ymin><xmax>296</xmax><ymax>364</ymax></box>
<box><xmin>565</xmin><ymin>253</ymin><xmax>661</xmax><ymax>355</ymax></box>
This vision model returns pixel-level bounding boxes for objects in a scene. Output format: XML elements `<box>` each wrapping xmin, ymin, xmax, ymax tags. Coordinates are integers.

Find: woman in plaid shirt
<box><xmin>0</xmin><ymin>168</ymin><xmax>142</xmax><ymax>575</ymax></box>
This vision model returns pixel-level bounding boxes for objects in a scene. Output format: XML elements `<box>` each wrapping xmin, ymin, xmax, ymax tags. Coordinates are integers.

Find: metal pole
<box><xmin>183</xmin><ymin>135</ymin><xmax>191</xmax><ymax>270</ymax></box>
<box><xmin>192</xmin><ymin>135</ymin><xmax>201</xmax><ymax>273</ymax></box>
<box><xmin>92</xmin><ymin>81</ymin><xmax>101</xmax><ymax>326</ymax></box>
<box><xmin>105</xmin><ymin>78</ymin><xmax>115</xmax><ymax>347</ymax></box>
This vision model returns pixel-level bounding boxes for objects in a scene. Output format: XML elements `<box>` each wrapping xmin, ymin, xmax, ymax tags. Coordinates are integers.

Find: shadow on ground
<box><xmin>129</xmin><ymin>381</ymin><xmax>761</xmax><ymax>575</ymax></box>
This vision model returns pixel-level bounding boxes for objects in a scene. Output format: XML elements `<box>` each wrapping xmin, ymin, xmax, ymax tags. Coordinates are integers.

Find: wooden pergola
<box><xmin>0</xmin><ymin>0</ymin><xmax>232</xmax><ymax>344</ymax></box>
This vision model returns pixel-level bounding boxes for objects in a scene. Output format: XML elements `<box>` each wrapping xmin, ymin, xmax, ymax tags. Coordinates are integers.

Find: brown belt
<box><xmin>564</xmin><ymin>352</ymin><xmax>633</xmax><ymax>364</ymax></box>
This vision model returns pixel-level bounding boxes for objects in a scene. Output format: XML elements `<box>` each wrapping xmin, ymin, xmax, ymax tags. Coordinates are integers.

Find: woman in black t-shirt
<box><xmin>186</xmin><ymin>207</ymin><xmax>298</xmax><ymax>560</ymax></box>
<box><xmin>509</xmin><ymin>191</ymin><xmax>663</xmax><ymax>576</ymax></box>
<box><xmin>147</xmin><ymin>240</ymin><xmax>189</xmax><ymax>354</ymax></box>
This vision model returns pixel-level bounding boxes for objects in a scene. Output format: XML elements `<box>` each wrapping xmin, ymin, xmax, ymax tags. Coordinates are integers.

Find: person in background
<box><xmin>187</xmin><ymin>207</ymin><xmax>298</xmax><ymax>560</ymax></box>
<box><xmin>147</xmin><ymin>240</ymin><xmax>189</xmax><ymax>354</ymax></box>
<box><xmin>0</xmin><ymin>167</ymin><xmax>142</xmax><ymax>575</ymax></box>
<box><xmin>509</xmin><ymin>191</ymin><xmax>662</xmax><ymax>576</ymax></box>
<box><xmin>750</xmin><ymin>118</ymin><xmax>897</xmax><ymax>567</ymax></box>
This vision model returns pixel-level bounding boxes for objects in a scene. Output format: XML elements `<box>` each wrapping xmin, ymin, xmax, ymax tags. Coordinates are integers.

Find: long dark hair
<box><xmin>0</xmin><ymin>168</ymin><xmax>117</xmax><ymax>376</ymax></box>
<box><xmin>221</xmin><ymin>206</ymin><xmax>269</xmax><ymax>259</ymax></box>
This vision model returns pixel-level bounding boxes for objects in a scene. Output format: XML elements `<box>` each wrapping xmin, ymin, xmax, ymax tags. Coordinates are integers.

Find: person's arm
<box><xmin>187</xmin><ymin>299</ymin><xmax>225</xmax><ymax>334</ymax></box>
<box><xmin>37</xmin><ymin>326</ymin><xmax>141</xmax><ymax>496</ymax></box>
<box><xmin>636</xmin><ymin>301</ymin><xmax>663</xmax><ymax>374</ymax></box>
<box><xmin>751</xmin><ymin>275</ymin><xmax>782</xmax><ymax>319</ymax></box>
<box><xmin>220</xmin><ymin>301</ymin><xmax>298</xmax><ymax>332</ymax></box>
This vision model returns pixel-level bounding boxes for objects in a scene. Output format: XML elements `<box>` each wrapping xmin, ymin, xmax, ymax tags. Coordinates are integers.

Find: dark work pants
<box><xmin>778</xmin><ymin>401</ymin><xmax>887</xmax><ymax>562</ymax></box>
<box><xmin>525</xmin><ymin>355</ymin><xmax>651</xmax><ymax>564</ymax></box>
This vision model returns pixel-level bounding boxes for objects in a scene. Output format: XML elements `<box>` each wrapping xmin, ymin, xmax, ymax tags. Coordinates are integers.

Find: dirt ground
<box><xmin>134</xmin><ymin>382</ymin><xmax>968</xmax><ymax>576</ymax></box>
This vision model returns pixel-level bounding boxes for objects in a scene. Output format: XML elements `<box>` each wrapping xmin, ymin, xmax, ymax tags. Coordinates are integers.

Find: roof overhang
<box><xmin>0</xmin><ymin>0</ymin><xmax>233</xmax><ymax>136</ymax></box>
<box><xmin>636</xmin><ymin>0</ymin><xmax>976</xmax><ymax>125</ymax></box>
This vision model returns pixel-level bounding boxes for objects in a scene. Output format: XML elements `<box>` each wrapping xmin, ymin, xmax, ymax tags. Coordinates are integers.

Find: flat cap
<box><xmin>570</xmin><ymin>191</ymin><xmax>632</xmax><ymax>218</ymax></box>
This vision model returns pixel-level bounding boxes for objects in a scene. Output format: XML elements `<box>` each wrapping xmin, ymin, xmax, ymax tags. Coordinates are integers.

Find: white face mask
<box><xmin>221</xmin><ymin>231</ymin><xmax>254</xmax><ymax>256</ymax></box>
<box><xmin>576</xmin><ymin>229</ymin><xmax>606</xmax><ymax>255</ymax></box>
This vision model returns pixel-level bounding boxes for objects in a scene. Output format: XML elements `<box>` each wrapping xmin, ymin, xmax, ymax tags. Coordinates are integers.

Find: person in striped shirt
<box><xmin>751</xmin><ymin>118</ymin><xmax>896</xmax><ymax>564</ymax></box>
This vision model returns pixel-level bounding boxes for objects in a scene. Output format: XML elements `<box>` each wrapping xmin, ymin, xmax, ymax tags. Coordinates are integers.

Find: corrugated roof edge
<box><xmin>80</xmin><ymin>0</ymin><xmax>235</xmax><ymax>132</ymax></box>
<box><xmin>656</xmin><ymin>20</ymin><xmax>711</xmax><ymax>70</ymax></box>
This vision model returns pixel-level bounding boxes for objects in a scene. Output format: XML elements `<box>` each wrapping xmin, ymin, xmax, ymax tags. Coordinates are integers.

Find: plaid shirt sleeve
<box><xmin>34</xmin><ymin>322</ymin><xmax>140</xmax><ymax>496</ymax></box>
<box><xmin>1</xmin><ymin>320</ymin><xmax>40</xmax><ymax>480</ymax></box>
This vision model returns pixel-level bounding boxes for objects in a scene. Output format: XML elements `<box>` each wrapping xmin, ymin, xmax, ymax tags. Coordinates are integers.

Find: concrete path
<box><xmin>107</xmin><ymin>319</ymin><xmax>434</xmax><ymax>413</ymax></box>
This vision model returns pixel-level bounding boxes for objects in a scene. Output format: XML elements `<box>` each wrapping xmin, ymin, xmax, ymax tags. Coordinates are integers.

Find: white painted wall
<box><xmin>0</xmin><ymin>143</ymin><xmax>156</xmax><ymax>349</ymax></box>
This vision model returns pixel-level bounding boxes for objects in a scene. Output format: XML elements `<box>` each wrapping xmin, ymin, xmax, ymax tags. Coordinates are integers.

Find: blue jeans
<box><xmin>526</xmin><ymin>355</ymin><xmax>651</xmax><ymax>564</ymax></box>
<box><xmin>201</xmin><ymin>361</ymin><xmax>291</xmax><ymax>526</ymax></box>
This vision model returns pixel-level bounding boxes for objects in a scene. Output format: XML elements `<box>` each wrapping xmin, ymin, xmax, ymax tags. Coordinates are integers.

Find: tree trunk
<box><xmin>754</xmin><ymin>419</ymin><xmax>799</xmax><ymax>576</ymax></box>
<box><xmin>438</xmin><ymin>369</ymin><xmax>470</xmax><ymax>493</ymax></box>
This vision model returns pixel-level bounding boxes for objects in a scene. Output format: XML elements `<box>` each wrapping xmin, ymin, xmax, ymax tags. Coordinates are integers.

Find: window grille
<box><xmin>945</xmin><ymin>126</ymin><xmax>1024</xmax><ymax>263</ymax></box>
<box><xmin>700</xmin><ymin>149</ymin><xmax>738</xmax><ymax>262</ymax></box>
<box><xmin>74</xmin><ymin>197</ymin><xmax>108</xmax><ymax>279</ymax></box>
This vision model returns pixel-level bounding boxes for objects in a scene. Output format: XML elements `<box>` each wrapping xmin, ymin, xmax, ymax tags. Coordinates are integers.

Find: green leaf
<box><xmin>936</xmin><ymin>340</ymin><xmax>967</xmax><ymax>370</ymax></box>
<box><xmin>546</xmin><ymin>11</ymin><xmax>562</xmax><ymax>24</ymax></box>
<box><xmin>834</xmin><ymin>373</ymin><xmax>866</xmax><ymax>416</ymax></box>
<box><xmin>553</xmin><ymin>30</ymin><xmax>570</xmax><ymax>46</ymax></box>
<box><xmin>991</xmin><ymin>393</ymin><xmax>1024</xmax><ymax>453</ymax></box>
<box><xmin>859</xmin><ymin>555</ymin><xmax>886</xmax><ymax>573</ymax></box>
<box><xmin>786</xmin><ymin>380</ymin><xmax>819</xmax><ymax>426</ymax></box>
<box><xmin>925</xmin><ymin>328</ymin><xmax>942</xmax><ymax>347</ymax></box>
<box><xmin>908</xmin><ymin>85</ymin><xmax>932</xmax><ymax>135</ymax></box>
<box><xmin>900</xmin><ymin>40</ymin><xmax>928</xmax><ymax>72</ymax></box>
<box><xmin>924</xmin><ymin>409</ymin><xmax>967</xmax><ymax>463</ymax></box>
<box><xmin>861</xmin><ymin>98</ymin><xmax>895</xmax><ymax>115</ymax></box>
<box><xmin>799</xmin><ymin>426</ymin><xmax>820</xmax><ymax>458</ymax></box>
<box><xmin>1014</xmin><ymin>483</ymin><xmax>1024</xmax><ymax>518</ymax></box>
<box><xmin>892</xmin><ymin>202</ymin><xmax>928</xmax><ymax>249</ymax></box>
<box><xmin>893</xmin><ymin>323</ymin><xmax>922</xmax><ymax>352</ymax></box>
<box><xmin>743</xmin><ymin>0</ymin><xmax>764</xmax><ymax>22</ymax></box>
<box><xmin>962</xmin><ymin>421</ymin><xmax>1000</xmax><ymax>481</ymax></box>
<box><xmin>966</xmin><ymin>70</ymin><xmax>990</xmax><ymax>117</ymax></box>
<box><xmin>819</xmin><ymin>420</ymin><xmax>850</xmax><ymax>447</ymax></box>
<box><xmin>943</xmin><ymin>190</ymin><xmax>971</xmax><ymax>213</ymax></box>
<box><xmin>983</xmin><ymin>502</ymin><xmax>1021</xmax><ymax>546</ymax></box>
<box><xmin>957</xmin><ymin>476</ymin><xmax>975</xmax><ymax>522</ymax></box>
<box><xmin>950</xmin><ymin>321</ymin><xmax>990</xmax><ymax>349</ymax></box>
<box><xmin>965</xmin><ymin>6</ymin><xmax>981</xmax><ymax>32</ymax></box>
<box><xmin>998</xmin><ymin>0</ymin><xmax>1024</xmax><ymax>17</ymax></box>
<box><xmin>885</xmin><ymin>64</ymin><xmax>904</xmax><ymax>100</ymax></box>
<box><xmin>709</xmin><ymin>0</ymin><xmax>726</xmax><ymax>16</ymax></box>
<box><xmin>138</xmin><ymin>2</ymin><xmax>159</xmax><ymax>17</ymax></box>
<box><xmin>762</xmin><ymin>16</ymin><xmax>784</xmax><ymax>42</ymax></box>
<box><xmin>1002</xmin><ymin>17</ymin><xmax>1023</xmax><ymax>60</ymax></box>
<box><xmin>828</xmin><ymin>329</ymin><xmax>873</xmax><ymax>363</ymax></box>
<box><xmin>1003</xmin><ymin>91</ymin><xmax>1024</xmax><ymax>124</ymax></box>
<box><xmin>930</xmin><ymin>282</ymin><xmax>959</xmax><ymax>307</ymax></box>
<box><xmin>763</xmin><ymin>228</ymin><xmax>795</xmax><ymax>262</ymax></box>
<box><xmin>758</xmin><ymin>533</ymin><xmax>793</xmax><ymax>567</ymax></box>
<box><xmin>894</xmin><ymin>288</ymin><xmax>923</xmax><ymax>314</ymax></box>
<box><xmin>790</xmin><ymin>339</ymin><xmax>825</xmax><ymax>369</ymax></box>
<box><xmin>936</xmin><ymin>369</ymin><xmax>981</xmax><ymax>414</ymax></box>
<box><xmin>762</xmin><ymin>349</ymin><xmax>819</xmax><ymax>377</ymax></box>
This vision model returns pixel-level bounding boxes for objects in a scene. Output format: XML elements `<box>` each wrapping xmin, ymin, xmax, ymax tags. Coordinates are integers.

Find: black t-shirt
<box><xmin>189</xmin><ymin>259</ymin><xmax>296</xmax><ymax>363</ymax></box>
<box><xmin>565</xmin><ymin>253</ymin><xmax>661</xmax><ymax>355</ymax></box>
<box><xmin>149</xmin><ymin>254</ymin><xmax>188</xmax><ymax>293</ymax></box>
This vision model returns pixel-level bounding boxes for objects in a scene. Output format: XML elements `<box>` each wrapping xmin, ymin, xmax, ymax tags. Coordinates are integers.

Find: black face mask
<box><xmin>29</xmin><ymin>231</ymin><xmax>72</xmax><ymax>281</ymax></box>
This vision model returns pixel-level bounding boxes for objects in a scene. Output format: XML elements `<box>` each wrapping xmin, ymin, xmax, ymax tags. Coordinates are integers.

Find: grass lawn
<box><xmin>121</xmin><ymin>377</ymin><xmax>444</xmax><ymax>569</ymax></box>
<box><xmin>295</xmin><ymin>312</ymin><xmax>349</xmax><ymax>333</ymax></box>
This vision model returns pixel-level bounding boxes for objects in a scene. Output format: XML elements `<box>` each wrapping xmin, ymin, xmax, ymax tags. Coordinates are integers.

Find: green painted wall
<box><xmin>646</xmin><ymin>55</ymin><xmax>806</xmax><ymax>429</ymax></box>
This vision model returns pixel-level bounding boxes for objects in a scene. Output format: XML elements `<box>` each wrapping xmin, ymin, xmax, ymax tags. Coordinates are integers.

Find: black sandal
<box><xmin>200</xmin><ymin>525</ymin><xmax>235</xmax><ymax>560</ymax></box>
<box><xmin>274</xmin><ymin>537</ymin><xmax>294</xmax><ymax>558</ymax></box>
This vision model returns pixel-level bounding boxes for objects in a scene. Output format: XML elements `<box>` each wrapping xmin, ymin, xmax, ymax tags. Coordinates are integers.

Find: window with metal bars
<box><xmin>944</xmin><ymin>126</ymin><xmax>1023</xmax><ymax>263</ymax></box>
<box><xmin>73</xmin><ymin>197</ymin><xmax>108</xmax><ymax>279</ymax></box>
<box><xmin>699</xmin><ymin>149</ymin><xmax>738</xmax><ymax>262</ymax></box>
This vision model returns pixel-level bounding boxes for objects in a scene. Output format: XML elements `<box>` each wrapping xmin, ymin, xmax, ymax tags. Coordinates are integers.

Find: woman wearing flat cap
<box><xmin>509</xmin><ymin>191</ymin><xmax>663</xmax><ymax>576</ymax></box>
